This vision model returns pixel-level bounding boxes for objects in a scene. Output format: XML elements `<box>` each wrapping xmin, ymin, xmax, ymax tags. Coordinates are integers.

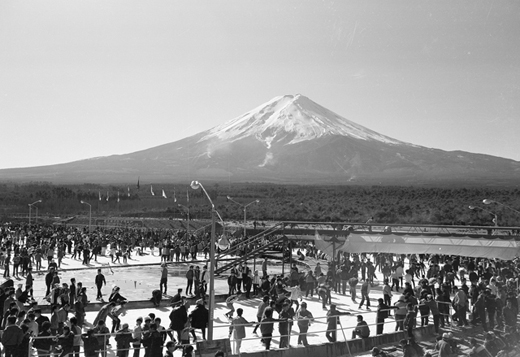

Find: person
<box><xmin>400</xmin><ymin>338</ymin><xmax>420</xmax><ymax>357</ymax></box>
<box><xmin>436</xmin><ymin>332</ymin><xmax>456</xmax><ymax>357</ymax></box>
<box><xmin>472</xmin><ymin>289</ymin><xmax>488</xmax><ymax>331</ymax></box>
<box><xmin>326</xmin><ymin>304</ymin><xmax>350</xmax><ymax>342</ymax></box>
<box><xmin>262</xmin><ymin>257</ymin><xmax>268</xmax><ymax>277</ymax></box>
<box><xmin>189</xmin><ymin>299</ymin><xmax>209</xmax><ymax>340</ymax></box>
<box><xmin>484</xmin><ymin>331</ymin><xmax>505</xmax><ymax>356</ymax></box>
<box><xmin>186</xmin><ymin>266</ymin><xmax>194</xmax><ymax>295</ymax></box>
<box><xmin>252</xmin><ymin>295</ymin><xmax>269</xmax><ymax>335</ymax></box>
<box><xmin>82</xmin><ymin>329</ymin><xmax>101</xmax><ymax>357</ymax></box>
<box><xmin>95</xmin><ymin>269</ymin><xmax>107</xmax><ymax>301</ymax></box>
<box><xmin>423</xmin><ymin>294</ymin><xmax>441</xmax><ymax>333</ymax></box>
<box><xmin>170</xmin><ymin>288</ymin><xmax>183</xmax><ymax>308</ymax></box>
<box><xmin>371</xmin><ymin>347</ymin><xmax>388</xmax><ymax>357</ymax></box>
<box><xmin>108</xmin><ymin>286</ymin><xmax>127</xmax><ymax>305</ymax></box>
<box><xmin>318</xmin><ymin>280</ymin><xmax>331</xmax><ymax>310</ymax></box>
<box><xmin>503</xmin><ymin>298</ymin><xmax>517</xmax><ymax>332</ymax></box>
<box><xmin>163</xmin><ymin>341</ymin><xmax>175</xmax><ymax>357</ymax></box>
<box><xmin>169</xmin><ymin>298</ymin><xmax>189</xmax><ymax>343</ymax></box>
<box><xmin>224</xmin><ymin>292</ymin><xmax>240</xmax><ymax>319</ymax></box>
<box><xmin>376</xmin><ymin>298</ymin><xmax>396</xmax><ymax>335</ymax></box>
<box><xmin>359</xmin><ymin>280</ymin><xmax>371</xmax><ymax>309</ymax></box>
<box><xmin>93</xmin><ymin>301</ymin><xmax>116</xmax><ymax>327</ymax></box>
<box><xmin>229</xmin><ymin>308</ymin><xmax>250</xmax><ymax>354</ymax></box>
<box><xmin>70</xmin><ymin>316</ymin><xmax>83</xmax><ymax>357</ymax></box>
<box><xmin>115</xmin><ymin>323</ymin><xmax>135</xmax><ymax>357</ymax></box>
<box><xmin>147</xmin><ymin>323</ymin><xmax>164</xmax><ymax>357</ymax></box>
<box><xmin>2</xmin><ymin>315</ymin><xmax>24</xmax><ymax>357</ymax></box>
<box><xmin>278</xmin><ymin>301</ymin><xmax>293</xmax><ymax>348</ymax></box>
<box><xmin>285</xmin><ymin>283</ymin><xmax>302</xmax><ymax>312</ymax></box>
<box><xmin>348</xmin><ymin>274</ymin><xmax>359</xmax><ymax>303</ymax></box>
<box><xmin>93</xmin><ymin>320</ymin><xmax>110</xmax><ymax>357</ymax></box>
<box><xmin>305</xmin><ymin>270</ymin><xmax>316</xmax><ymax>298</ymax></box>
<box><xmin>227</xmin><ymin>271</ymin><xmax>237</xmax><ymax>296</ymax></box>
<box><xmin>296</xmin><ymin>301</ymin><xmax>313</xmax><ymax>346</ymax></box>
<box><xmin>33</xmin><ymin>321</ymin><xmax>54</xmax><ymax>357</ymax></box>
<box><xmin>260</xmin><ymin>307</ymin><xmax>278</xmax><ymax>350</ymax></box>
<box><xmin>383</xmin><ymin>279</ymin><xmax>392</xmax><ymax>308</ymax></box>
<box><xmin>452</xmin><ymin>286</ymin><xmax>468</xmax><ymax>327</ymax></box>
<box><xmin>160</xmin><ymin>263</ymin><xmax>168</xmax><ymax>295</ymax></box>
<box><xmin>55</xmin><ymin>325</ymin><xmax>75</xmax><ymax>357</ymax></box>
<box><xmin>131</xmin><ymin>317</ymin><xmax>143</xmax><ymax>357</ymax></box>
<box><xmin>403</xmin><ymin>303</ymin><xmax>418</xmax><ymax>338</ymax></box>
<box><xmin>351</xmin><ymin>314</ymin><xmax>370</xmax><ymax>339</ymax></box>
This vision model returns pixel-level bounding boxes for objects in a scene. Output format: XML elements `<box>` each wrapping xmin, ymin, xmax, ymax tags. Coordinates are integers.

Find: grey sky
<box><xmin>1</xmin><ymin>0</ymin><xmax>519</xmax><ymax>169</ymax></box>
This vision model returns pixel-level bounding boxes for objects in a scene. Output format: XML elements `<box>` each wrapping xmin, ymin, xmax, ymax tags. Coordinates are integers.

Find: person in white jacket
<box><xmin>285</xmin><ymin>284</ymin><xmax>303</xmax><ymax>313</ymax></box>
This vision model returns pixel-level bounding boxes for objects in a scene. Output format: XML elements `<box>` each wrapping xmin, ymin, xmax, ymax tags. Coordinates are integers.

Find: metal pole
<box><xmin>35</xmin><ymin>207</ymin><xmax>38</xmax><ymax>223</ymax></box>
<box><xmin>89</xmin><ymin>205</ymin><xmax>92</xmax><ymax>234</ymax></box>
<box><xmin>208</xmin><ymin>207</ymin><xmax>216</xmax><ymax>340</ymax></box>
<box><xmin>28</xmin><ymin>205</ymin><xmax>31</xmax><ymax>225</ymax></box>
<box><xmin>187</xmin><ymin>207</ymin><xmax>190</xmax><ymax>238</ymax></box>
<box><xmin>243</xmin><ymin>207</ymin><xmax>247</xmax><ymax>238</ymax></box>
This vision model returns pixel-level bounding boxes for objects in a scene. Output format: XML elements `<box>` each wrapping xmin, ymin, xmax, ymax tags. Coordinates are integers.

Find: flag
<box><xmin>106</xmin><ymin>191</ymin><xmax>109</xmax><ymax>202</ymax></box>
<box><xmin>127</xmin><ymin>187</ymin><xmax>130</xmax><ymax>197</ymax></box>
<box><xmin>150</xmin><ymin>185</ymin><xmax>155</xmax><ymax>196</ymax></box>
<box><xmin>117</xmin><ymin>191</ymin><xmax>120</xmax><ymax>203</ymax></box>
<box><xmin>162</xmin><ymin>189</ymin><xmax>167</xmax><ymax>199</ymax></box>
<box><xmin>137</xmin><ymin>178</ymin><xmax>140</xmax><ymax>190</ymax></box>
<box><xmin>99</xmin><ymin>191</ymin><xmax>101</xmax><ymax>201</ymax></box>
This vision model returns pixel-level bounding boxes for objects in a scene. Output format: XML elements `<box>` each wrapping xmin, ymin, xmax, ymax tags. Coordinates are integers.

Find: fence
<box><xmin>25</xmin><ymin>301</ymin><xmax>455</xmax><ymax>357</ymax></box>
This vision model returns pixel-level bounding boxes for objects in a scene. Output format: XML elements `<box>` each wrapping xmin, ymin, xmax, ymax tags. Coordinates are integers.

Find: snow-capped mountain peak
<box><xmin>200</xmin><ymin>94</ymin><xmax>406</xmax><ymax>148</ymax></box>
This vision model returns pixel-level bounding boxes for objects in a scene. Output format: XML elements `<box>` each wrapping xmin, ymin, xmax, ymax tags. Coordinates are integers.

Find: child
<box><xmin>225</xmin><ymin>292</ymin><xmax>240</xmax><ymax>319</ymax></box>
<box><xmin>252</xmin><ymin>270</ymin><xmax>261</xmax><ymax>297</ymax></box>
<box><xmin>180</xmin><ymin>320</ymin><xmax>191</xmax><ymax>345</ymax></box>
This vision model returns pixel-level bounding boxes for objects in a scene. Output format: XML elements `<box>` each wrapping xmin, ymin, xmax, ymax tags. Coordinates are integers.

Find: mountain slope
<box><xmin>1</xmin><ymin>94</ymin><xmax>520</xmax><ymax>185</ymax></box>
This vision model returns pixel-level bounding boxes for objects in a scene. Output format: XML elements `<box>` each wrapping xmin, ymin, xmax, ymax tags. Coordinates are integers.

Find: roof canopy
<box><xmin>315</xmin><ymin>232</ymin><xmax>520</xmax><ymax>260</ymax></box>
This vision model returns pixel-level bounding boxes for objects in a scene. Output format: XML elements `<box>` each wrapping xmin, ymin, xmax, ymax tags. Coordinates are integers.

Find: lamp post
<box><xmin>483</xmin><ymin>199</ymin><xmax>520</xmax><ymax>215</ymax></box>
<box><xmin>469</xmin><ymin>205</ymin><xmax>498</xmax><ymax>226</ymax></box>
<box><xmin>80</xmin><ymin>200</ymin><xmax>92</xmax><ymax>234</ymax></box>
<box><xmin>177</xmin><ymin>203</ymin><xmax>190</xmax><ymax>237</ymax></box>
<box><xmin>227</xmin><ymin>196</ymin><xmax>259</xmax><ymax>238</ymax></box>
<box><xmin>28</xmin><ymin>200</ymin><xmax>42</xmax><ymax>225</ymax></box>
<box><xmin>190</xmin><ymin>180</ymin><xmax>216</xmax><ymax>341</ymax></box>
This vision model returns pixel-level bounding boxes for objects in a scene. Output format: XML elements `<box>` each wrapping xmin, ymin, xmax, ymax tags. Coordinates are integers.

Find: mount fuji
<box><xmin>2</xmin><ymin>94</ymin><xmax>520</xmax><ymax>185</ymax></box>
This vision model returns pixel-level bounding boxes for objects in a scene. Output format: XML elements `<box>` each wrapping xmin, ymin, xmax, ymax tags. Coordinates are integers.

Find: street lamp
<box><xmin>483</xmin><ymin>199</ymin><xmax>520</xmax><ymax>215</ymax></box>
<box><xmin>469</xmin><ymin>205</ymin><xmax>498</xmax><ymax>226</ymax></box>
<box><xmin>28</xmin><ymin>200</ymin><xmax>42</xmax><ymax>225</ymax></box>
<box><xmin>177</xmin><ymin>203</ymin><xmax>190</xmax><ymax>237</ymax></box>
<box><xmin>227</xmin><ymin>196</ymin><xmax>260</xmax><ymax>237</ymax></box>
<box><xmin>190</xmin><ymin>180</ymin><xmax>216</xmax><ymax>341</ymax></box>
<box><xmin>80</xmin><ymin>200</ymin><xmax>92</xmax><ymax>234</ymax></box>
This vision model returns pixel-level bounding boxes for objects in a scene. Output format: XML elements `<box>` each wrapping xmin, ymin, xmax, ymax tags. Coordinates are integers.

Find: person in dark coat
<box><xmin>82</xmin><ymin>329</ymin><xmax>100</xmax><ymax>357</ymax></box>
<box><xmin>148</xmin><ymin>323</ymin><xmax>163</xmax><ymax>357</ymax></box>
<box><xmin>169</xmin><ymin>299</ymin><xmax>189</xmax><ymax>342</ymax></box>
<box><xmin>189</xmin><ymin>299</ymin><xmax>209</xmax><ymax>340</ymax></box>
<box><xmin>115</xmin><ymin>323</ymin><xmax>135</xmax><ymax>357</ymax></box>
<box><xmin>45</xmin><ymin>268</ymin><xmax>55</xmax><ymax>297</ymax></box>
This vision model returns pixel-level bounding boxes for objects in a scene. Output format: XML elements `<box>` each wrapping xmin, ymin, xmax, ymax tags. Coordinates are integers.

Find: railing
<box><xmin>26</xmin><ymin>301</ymin><xmax>455</xmax><ymax>357</ymax></box>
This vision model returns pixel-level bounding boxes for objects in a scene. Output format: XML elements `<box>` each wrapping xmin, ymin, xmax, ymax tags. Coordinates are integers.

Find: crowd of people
<box><xmin>0</xmin><ymin>222</ymin><xmax>519</xmax><ymax>357</ymax></box>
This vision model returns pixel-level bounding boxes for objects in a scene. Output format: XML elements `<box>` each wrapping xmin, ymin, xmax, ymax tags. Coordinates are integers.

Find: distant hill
<box><xmin>1</xmin><ymin>94</ymin><xmax>520</xmax><ymax>185</ymax></box>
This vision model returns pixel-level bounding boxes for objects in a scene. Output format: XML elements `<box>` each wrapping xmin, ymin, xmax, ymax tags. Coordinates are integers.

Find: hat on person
<box><xmin>371</xmin><ymin>347</ymin><xmax>381</xmax><ymax>356</ymax></box>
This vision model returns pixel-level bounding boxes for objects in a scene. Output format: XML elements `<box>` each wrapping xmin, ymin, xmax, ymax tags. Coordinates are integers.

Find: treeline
<box><xmin>1</xmin><ymin>182</ymin><xmax>519</xmax><ymax>226</ymax></box>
